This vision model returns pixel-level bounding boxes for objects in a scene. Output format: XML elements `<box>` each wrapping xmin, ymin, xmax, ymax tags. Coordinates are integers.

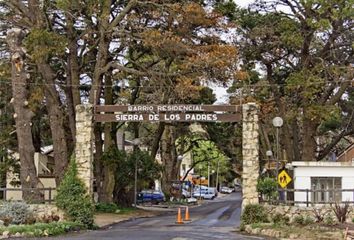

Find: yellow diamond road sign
<box><xmin>278</xmin><ymin>170</ymin><xmax>292</xmax><ymax>188</ymax></box>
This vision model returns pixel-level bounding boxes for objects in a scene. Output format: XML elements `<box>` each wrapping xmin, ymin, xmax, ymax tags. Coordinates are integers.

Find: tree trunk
<box><xmin>94</xmin><ymin>124</ymin><xmax>104</xmax><ymax>201</ymax></box>
<box><xmin>161</xmin><ymin>125</ymin><xmax>178</xmax><ymax>194</ymax></box>
<box><xmin>37</xmin><ymin>63</ymin><xmax>69</xmax><ymax>184</ymax></box>
<box><xmin>302</xmin><ymin>115</ymin><xmax>318</xmax><ymax>161</ymax></box>
<box><xmin>66</xmin><ymin>10</ymin><xmax>81</xmax><ymax>143</ymax></box>
<box><xmin>100</xmin><ymin>74</ymin><xmax>115</xmax><ymax>203</ymax></box>
<box><xmin>7</xmin><ymin>28</ymin><xmax>41</xmax><ymax>201</ymax></box>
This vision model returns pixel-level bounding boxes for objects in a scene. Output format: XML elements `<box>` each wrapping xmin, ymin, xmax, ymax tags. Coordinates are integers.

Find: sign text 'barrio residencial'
<box><xmin>94</xmin><ymin>105</ymin><xmax>241</xmax><ymax>122</ymax></box>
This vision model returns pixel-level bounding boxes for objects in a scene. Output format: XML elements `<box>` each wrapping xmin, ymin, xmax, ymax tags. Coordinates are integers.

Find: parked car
<box><xmin>137</xmin><ymin>190</ymin><xmax>165</xmax><ymax>204</ymax></box>
<box><xmin>220</xmin><ymin>187</ymin><xmax>233</xmax><ymax>194</ymax></box>
<box><xmin>192</xmin><ymin>189</ymin><xmax>215</xmax><ymax>200</ymax></box>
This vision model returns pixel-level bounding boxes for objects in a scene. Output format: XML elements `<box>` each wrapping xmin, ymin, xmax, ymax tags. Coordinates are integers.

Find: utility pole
<box><xmin>216</xmin><ymin>159</ymin><xmax>220</xmax><ymax>192</ymax></box>
<box><xmin>207</xmin><ymin>161</ymin><xmax>210</xmax><ymax>188</ymax></box>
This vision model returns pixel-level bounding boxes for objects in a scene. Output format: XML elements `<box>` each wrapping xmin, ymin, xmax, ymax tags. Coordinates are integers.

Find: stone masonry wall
<box><xmin>264</xmin><ymin>204</ymin><xmax>354</xmax><ymax>223</ymax></box>
<box><xmin>75</xmin><ymin>104</ymin><xmax>94</xmax><ymax>196</ymax></box>
<box><xmin>242</xmin><ymin>103</ymin><xmax>260</xmax><ymax>208</ymax></box>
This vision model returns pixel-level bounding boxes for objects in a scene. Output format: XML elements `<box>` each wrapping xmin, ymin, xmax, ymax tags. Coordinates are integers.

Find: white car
<box><xmin>192</xmin><ymin>189</ymin><xmax>215</xmax><ymax>200</ymax></box>
<box><xmin>221</xmin><ymin>187</ymin><xmax>233</xmax><ymax>194</ymax></box>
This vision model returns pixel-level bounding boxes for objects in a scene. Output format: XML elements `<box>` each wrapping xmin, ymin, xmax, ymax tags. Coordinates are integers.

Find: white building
<box><xmin>292</xmin><ymin>161</ymin><xmax>354</xmax><ymax>206</ymax></box>
<box><xmin>5</xmin><ymin>146</ymin><xmax>56</xmax><ymax>201</ymax></box>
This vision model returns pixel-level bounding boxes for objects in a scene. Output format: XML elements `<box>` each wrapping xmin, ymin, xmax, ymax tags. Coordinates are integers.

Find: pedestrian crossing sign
<box><xmin>278</xmin><ymin>170</ymin><xmax>292</xmax><ymax>188</ymax></box>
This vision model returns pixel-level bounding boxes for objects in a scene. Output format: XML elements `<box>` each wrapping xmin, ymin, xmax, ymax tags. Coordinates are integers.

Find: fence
<box><xmin>260</xmin><ymin>188</ymin><xmax>354</xmax><ymax>206</ymax></box>
<box><xmin>0</xmin><ymin>188</ymin><xmax>56</xmax><ymax>204</ymax></box>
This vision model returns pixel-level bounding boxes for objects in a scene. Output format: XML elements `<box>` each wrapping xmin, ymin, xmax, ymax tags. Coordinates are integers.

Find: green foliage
<box><xmin>303</xmin><ymin>216</ymin><xmax>315</xmax><ymax>225</ymax></box>
<box><xmin>241</xmin><ymin>204</ymin><xmax>268</xmax><ymax>225</ymax></box>
<box><xmin>257</xmin><ymin>177</ymin><xmax>278</xmax><ymax>200</ymax></box>
<box><xmin>0</xmin><ymin>221</ymin><xmax>84</xmax><ymax>237</ymax></box>
<box><xmin>324</xmin><ymin>214</ymin><xmax>335</xmax><ymax>226</ymax></box>
<box><xmin>55</xmin><ymin>159</ymin><xmax>94</xmax><ymax>228</ymax></box>
<box><xmin>95</xmin><ymin>203</ymin><xmax>119</xmax><ymax>213</ymax></box>
<box><xmin>215</xmin><ymin>0</ymin><xmax>238</xmax><ymax>21</ymax></box>
<box><xmin>272</xmin><ymin>213</ymin><xmax>289</xmax><ymax>224</ymax></box>
<box><xmin>292</xmin><ymin>215</ymin><xmax>304</xmax><ymax>225</ymax></box>
<box><xmin>0</xmin><ymin>201</ymin><xmax>33</xmax><ymax>225</ymax></box>
<box><xmin>24</xmin><ymin>29</ymin><xmax>67</xmax><ymax>61</ymax></box>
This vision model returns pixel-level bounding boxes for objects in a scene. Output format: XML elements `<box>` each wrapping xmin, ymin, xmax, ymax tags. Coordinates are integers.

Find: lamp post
<box><xmin>177</xmin><ymin>155</ymin><xmax>183</xmax><ymax>179</ymax></box>
<box><xmin>132</xmin><ymin>138</ymin><xmax>140</xmax><ymax>208</ymax></box>
<box><xmin>272</xmin><ymin>117</ymin><xmax>283</xmax><ymax>181</ymax></box>
<box><xmin>212</xmin><ymin>170</ymin><xmax>215</xmax><ymax>187</ymax></box>
<box><xmin>266</xmin><ymin>150</ymin><xmax>273</xmax><ymax>177</ymax></box>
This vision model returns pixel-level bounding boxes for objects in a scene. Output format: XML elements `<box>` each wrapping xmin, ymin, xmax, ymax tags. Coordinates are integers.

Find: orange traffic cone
<box><xmin>176</xmin><ymin>207</ymin><xmax>184</xmax><ymax>224</ymax></box>
<box><xmin>184</xmin><ymin>206</ymin><xmax>191</xmax><ymax>221</ymax></box>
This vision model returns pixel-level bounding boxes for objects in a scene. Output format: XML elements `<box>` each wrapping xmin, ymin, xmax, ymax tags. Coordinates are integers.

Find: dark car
<box><xmin>137</xmin><ymin>190</ymin><xmax>165</xmax><ymax>204</ymax></box>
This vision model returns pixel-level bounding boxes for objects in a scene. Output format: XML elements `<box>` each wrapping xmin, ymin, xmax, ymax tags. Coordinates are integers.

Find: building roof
<box><xmin>291</xmin><ymin>161</ymin><xmax>354</xmax><ymax>167</ymax></box>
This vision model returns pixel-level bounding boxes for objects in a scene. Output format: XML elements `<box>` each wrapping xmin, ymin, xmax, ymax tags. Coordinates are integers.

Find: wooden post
<box><xmin>48</xmin><ymin>187</ymin><xmax>52</xmax><ymax>204</ymax></box>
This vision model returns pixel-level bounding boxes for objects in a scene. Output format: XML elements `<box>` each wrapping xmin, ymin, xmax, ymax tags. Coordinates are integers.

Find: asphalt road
<box><xmin>43</xmin><ymin>192</ymin><xmax>265</xmax><ymax>240</ymax></box>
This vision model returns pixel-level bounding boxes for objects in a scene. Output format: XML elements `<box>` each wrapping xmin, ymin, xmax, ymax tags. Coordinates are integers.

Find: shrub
<box><xmin>241</xmin><ymin>204</ymin><xmax>268</xmax><ymax>225</ymax></box>
<box><xmin>257</xmin><ymin>177</ymin><xmax>278</xmax><ymax>200</ymax></box>
<box><xmin>0</xmin><ymin>201</ymin><xmax>33</xmax><ymax>225</ymax></box>
<box><xmin>332</xmin><ymin>202</ymin><xmax>351</xmax><ymax>223</ymax></box>
<box><xmin>56</xmin><ymin>159</ymin><xmax>94</xmax><ymax>228</ymax></box>
<box><xmin>324</xmin><ymin>214</ymin><xmax>335</xmax><ymax>225</ymax></box>
<box><xmin>95</xmin><ymin>203</ymin><xmax>119</xmax><ymax>213</ymax></box>
<box><xmin>292</xmin><ymin>215</ymin><xmax>304</xmax><ymax>225</ymax></box>
<box><xmin>303</xmin><ymin>216</ymin><xmax>315</xmax><ymax>225</ymax></box>
<box><xmin>272</xmin><ymin>213</ymin><xmax>289</xmax><ymax>224</ymax></box>
<box><xmin>0</xmin><ymin>221</ymin><xmax>84</xmax><ymax>237</ymax></box>
<box><xmin>312</xmin><ymin>208</ymin><xmax>325</xmax><ymax>222</ymax></box>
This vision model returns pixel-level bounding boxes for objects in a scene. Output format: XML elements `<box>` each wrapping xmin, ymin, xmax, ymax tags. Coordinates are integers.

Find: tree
<box><xmin>6</xmin><ymin>28</ymin><xmax>41</xmax><ymax>200</ymax></box>
<box><xmin>226</xmin><ymin>0</ymin><xmax>353</xmax><ymax>162</ymax></box>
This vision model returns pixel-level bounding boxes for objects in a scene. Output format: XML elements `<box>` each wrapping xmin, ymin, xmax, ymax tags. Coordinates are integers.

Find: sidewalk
<box><xmin>94</xmin><ymin>210</ymin><xmax>159</xmax><ymax>228</ymax></box>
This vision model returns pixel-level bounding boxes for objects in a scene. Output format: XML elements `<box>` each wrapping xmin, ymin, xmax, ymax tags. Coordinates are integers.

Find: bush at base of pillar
<box><xmin>55</xmin><ymin>158</ymin><xmax>94</xmax><ymax>228</ymax></box>
<box><xmin>241</xmin><ymin>204</ymin><xmax>268</xmax><ymax>225</ymax></box>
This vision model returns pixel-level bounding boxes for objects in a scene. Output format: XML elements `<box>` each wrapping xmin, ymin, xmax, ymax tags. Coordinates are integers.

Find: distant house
<box><xmin>337</xmin><ymin>144</ymin><xmax>354</xmax><ymax>162</ymax></box>
<box><xmin>5</xmin><ymin>146</ymin><xmax>56</xmax><ymax>201</ymax></box>
<box><xmin>292</xmin><ymin>161</ymin><xmax>354</xmax><ymax>206</ymax></box>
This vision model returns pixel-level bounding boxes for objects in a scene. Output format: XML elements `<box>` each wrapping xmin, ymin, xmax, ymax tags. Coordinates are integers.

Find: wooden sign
<box><xmin>95</xmin><ymin>105</ymin><xmax>240</xmax><ymax>113</ymax></box>
<box><xmin>94</xmin><ymin>105</ymin><xmax>241</xmax><ymax>123</ymax></box>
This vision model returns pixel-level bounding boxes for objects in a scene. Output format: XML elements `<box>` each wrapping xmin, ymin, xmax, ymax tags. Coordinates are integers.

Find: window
<box><xmin>311</xmin><ymin>177</ymin><xmax>341</xmax><ymax>203</ymax></box>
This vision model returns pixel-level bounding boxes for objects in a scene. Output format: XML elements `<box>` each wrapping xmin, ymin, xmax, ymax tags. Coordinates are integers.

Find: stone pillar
<box><xmin>242</xmin><ymin>103</ymin><xmax>260</xmax><ymax>209</ymax></box>
<box><xmin>75</xmin><ymin>104</ymin><xmax>94</xmax><ymax>195</ymax></box>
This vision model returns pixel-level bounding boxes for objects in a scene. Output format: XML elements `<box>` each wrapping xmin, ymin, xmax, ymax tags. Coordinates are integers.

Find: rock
<box><xmin>245</xmin><ymin>225</ymin><xmax>253</xmax><ymax>233</ymax></box>
<box><xmin>289</xmin><ymin>233</ymin><xmax>300</xmax><ymax>239</ymax></box>
<box><xmin>252</xmin><ymin>228</ymin><xmax>261</xmax><ymax>235</ymax></box>
<box><xmin>14</xmin><ymin>232</ymin><xmax>21</xmax><ymax>237</ymax></box>
<box><xmin>2</xmin><ymin>231</ymin><xmax>9</xmax><ymax>237</ymax></box>
<box><xmin>0</xmin><ymin>220</ymin><xmax>4</xmax><ymax>227</ymax></box>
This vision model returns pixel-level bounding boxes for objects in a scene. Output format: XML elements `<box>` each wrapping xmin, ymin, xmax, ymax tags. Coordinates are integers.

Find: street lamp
<box><xmin>272</xmin><ymin>117</ymin><xmax>283</xmax><ymax>180</ymax></box>
<box><xmin>132</xmin><ymin>138</ymin><xmax>140</xmax><ymax>208</ymax></box>
<box><xmin>211</xmin><ymin>170</ymin><xmax>215</xmax><ymax>187</ymax></box>
<box><xmin>266</xmin><ymin>150</ymin><xmax>273</xmax><ymax>176</ymax></box>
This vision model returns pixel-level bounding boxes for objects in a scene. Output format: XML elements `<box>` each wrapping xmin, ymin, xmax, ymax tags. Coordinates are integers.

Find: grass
<box><xmin>0</xmin><ymin>221</ymin><xmax>84</xmax><ymax>237</ymax></box>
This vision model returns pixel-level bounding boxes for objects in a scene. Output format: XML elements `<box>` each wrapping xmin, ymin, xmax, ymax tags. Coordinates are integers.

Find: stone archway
<box><xmin>74</xmin><ymin>103</ymin><xmax>260</xmax><ymax>208</ymax></box>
